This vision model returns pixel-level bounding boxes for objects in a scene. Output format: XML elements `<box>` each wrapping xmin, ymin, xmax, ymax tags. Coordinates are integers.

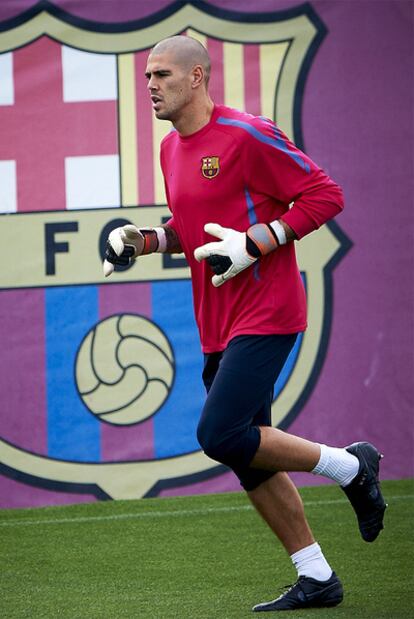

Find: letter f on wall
<box><xmin>45</xmin><ymin>222</ymin><xmax>78</xmax><ymax>275</ymax></box>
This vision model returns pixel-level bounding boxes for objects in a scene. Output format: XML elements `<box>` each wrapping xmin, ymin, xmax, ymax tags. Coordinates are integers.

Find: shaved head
<box><xmin>150</xmin><ymin>35</ymin><xmax>211</xmax><ymax>87</ymax></box>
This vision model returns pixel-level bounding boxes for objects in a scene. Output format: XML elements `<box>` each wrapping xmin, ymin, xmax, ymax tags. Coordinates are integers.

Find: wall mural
<box><xmin>0</xmin><ymin>2</ymin><xmax>351</xmax><ymax>503</ymax></box>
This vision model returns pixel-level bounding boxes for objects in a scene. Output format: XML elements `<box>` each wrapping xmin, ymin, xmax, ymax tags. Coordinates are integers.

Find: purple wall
<box><xmin>0</xmin><ymin>0</ymin><xmax>412</xmax><ymax>505</ymax></box>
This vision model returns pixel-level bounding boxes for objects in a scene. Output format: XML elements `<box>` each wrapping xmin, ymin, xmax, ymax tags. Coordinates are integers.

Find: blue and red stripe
<box><xmin>217</xmin><ymin>116</ymin><xmax>310</xmax><ymax>172</ymax></box>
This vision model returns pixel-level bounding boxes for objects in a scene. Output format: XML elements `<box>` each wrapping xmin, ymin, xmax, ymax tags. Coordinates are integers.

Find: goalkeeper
<box><xmin>104</xmin><ymin>36</ymin><xmax>386</xmax><ymax>613</ymax></box>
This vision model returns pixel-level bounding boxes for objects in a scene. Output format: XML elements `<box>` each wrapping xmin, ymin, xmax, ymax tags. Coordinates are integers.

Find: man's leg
<box><xmin>197</xmin><ymin>334</ymin><xmax>384</xmax><ymax>610</ymax></box>
<box><xmin>251</xmin><ymin>427</ymin><xmax>386</xmax><ymax>544</ymax></box>
<box><xmin>251</xmin><ymin>427</ymin><xmax>320</xmax><ymax>472</ymax></box>
<box><xmin>247</xmin><ymin>471</ymin><xmax>314</xmax><ymax>555</ymax></box>
<box><xmin>198</xmin><ymin>335</ymin><xmax>385</xmax><ymax>546</ymax></box>
<box><xmin>247</xmin><ymin>471</ymin><xmax>345</xmax><ymax>612</ymax></box>
<box><xmin>198</xmin><ymin>336</ymin><xmax>342</xmax><ymax>611</ymax></box>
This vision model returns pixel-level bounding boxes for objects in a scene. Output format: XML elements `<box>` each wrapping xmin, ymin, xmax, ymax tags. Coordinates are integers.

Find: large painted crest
<box><xmin>0</xmin><ymin>1</ymin><xmax>350</xmax><ymax>501</ymax></box>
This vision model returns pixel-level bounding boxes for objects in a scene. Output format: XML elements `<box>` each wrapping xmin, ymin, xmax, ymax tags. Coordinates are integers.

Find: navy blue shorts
<box><xmin>197</xmin><ymin>333</ymin><xmax>298</xmax><ymax>491</ymax></box>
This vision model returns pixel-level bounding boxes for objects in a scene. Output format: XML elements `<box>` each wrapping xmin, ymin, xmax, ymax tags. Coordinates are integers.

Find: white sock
<box><xmin>312</xmin><ymin>444</ymin><xmax>359</xmax><ymax>487</ymax></box>
<box><xmin>291</xmin><ymin>542</ymin><xmax>332</xmax><ymax>581</ymax></box>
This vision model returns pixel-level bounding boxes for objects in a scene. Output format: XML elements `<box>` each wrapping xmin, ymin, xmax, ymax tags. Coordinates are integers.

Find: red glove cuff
<box><xmin>141</xmin><ymin>229</ymin><xmax>159</xmax><ymax>255</ymax></box>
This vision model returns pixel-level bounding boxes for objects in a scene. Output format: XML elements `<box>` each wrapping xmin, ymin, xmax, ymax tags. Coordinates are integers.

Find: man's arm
<box><xmin>103</xmin><ymin>223</ymin><xmax>183</xmax><ymax>277</ymax></box>
<box><xmin>244</xmin><ymin>119</ymin><xmax>344</xmax><ymax>240</ymax></box>
<box><xmin>160</xmin><ymin>223</ymin><xmax>183</xmax><ymax>253</ymax></box>
<box><xmin>275</xmin><ymin>220</ymin><xmax>297</xmax><ymax>243</ymax></box>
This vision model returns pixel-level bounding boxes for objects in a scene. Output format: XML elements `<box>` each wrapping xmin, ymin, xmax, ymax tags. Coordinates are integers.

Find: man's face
<box><xmin>145</xmin><ymin>52</ymin><xmax>193</xmax><ymax>122</ymax></box>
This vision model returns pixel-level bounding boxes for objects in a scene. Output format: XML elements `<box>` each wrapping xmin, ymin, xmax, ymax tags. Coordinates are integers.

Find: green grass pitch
<box><xmin>1</xmin><ymin>479</ymin><xmax>413</xmax><ymax>618</ymax></box>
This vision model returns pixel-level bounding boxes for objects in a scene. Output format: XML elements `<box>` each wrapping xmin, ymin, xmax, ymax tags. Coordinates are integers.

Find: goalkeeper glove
<box><xmin>103</xmin><ymin>224</ymin><xmax>159</xmax><ymax>277</ymax></box>
<box><xmin>194</xmin><ymin>222</ymin><xmax>280</xmax><ymax>287</ymax></box>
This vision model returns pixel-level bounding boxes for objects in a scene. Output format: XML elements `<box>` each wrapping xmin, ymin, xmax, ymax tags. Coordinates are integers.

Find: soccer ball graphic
<box><xmin>75</xmin><ymin>314</ymin><xmax>174</xmax><ymax>425</ymax></box>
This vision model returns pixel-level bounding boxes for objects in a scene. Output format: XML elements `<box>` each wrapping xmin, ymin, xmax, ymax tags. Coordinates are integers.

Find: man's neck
<box><xmin>173</xmin><ymin>98</ymin><xmax>214</xmax><ymax>137</ymax></box>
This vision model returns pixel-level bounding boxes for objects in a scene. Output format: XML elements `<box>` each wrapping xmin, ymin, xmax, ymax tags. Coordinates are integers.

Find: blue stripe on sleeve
<box><xmin>244</xmin><ymin>187</ymin><xmax>260</xmax><ymax>281</ymax></box>
<box><xmin>244</xmin><ymin>187</ymin><xmax>257</xmax><ymax>225</ymax></box>
<box><xmin>217</xmin><ymin>116</ymin><xmax>310</xmax><ymax>173</ymax></box>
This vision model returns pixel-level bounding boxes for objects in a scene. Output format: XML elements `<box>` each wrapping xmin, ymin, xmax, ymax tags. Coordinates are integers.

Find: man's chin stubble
<box><xmin>155</xmin><ymin>110</ymin><xmax>172</xmax><ymax>121</ymax></box>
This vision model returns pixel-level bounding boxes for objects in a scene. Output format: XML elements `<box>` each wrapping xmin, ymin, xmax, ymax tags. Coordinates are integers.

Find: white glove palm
<box><xmin>194</xmin><ymin>223</ymin><xmax>256</xmax><ymax>287</ymax></box>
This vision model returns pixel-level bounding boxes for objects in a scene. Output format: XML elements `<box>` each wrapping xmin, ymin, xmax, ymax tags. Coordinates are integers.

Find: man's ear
<box><xmin>191</xmin><ymin>65</ymin><xmax>204</xmax><ymax>88</ymax></box>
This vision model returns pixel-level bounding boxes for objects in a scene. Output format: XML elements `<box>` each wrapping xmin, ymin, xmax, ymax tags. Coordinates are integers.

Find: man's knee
<box><xmin>197</xmin><ymin>416</ymin><xmax>260</xmax><ymax>468</ymax></box>
<box><xmin>196</xmin><ymin>418</ymin><xmax>228</xmax><ymax>463</ymax></box>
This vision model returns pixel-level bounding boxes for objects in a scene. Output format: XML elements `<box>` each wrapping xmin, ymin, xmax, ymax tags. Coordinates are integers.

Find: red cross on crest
<box><xmin>0</xmin><ymin>37</ymin><xmax>118</xmax><ymax>212</ymax></box>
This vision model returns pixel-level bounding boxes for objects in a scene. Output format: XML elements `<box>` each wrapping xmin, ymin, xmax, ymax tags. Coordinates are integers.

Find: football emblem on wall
<box><xmin>0</xmin><ymin>2</ymin><xmax>351</xmax><ymax>501</ymax></box>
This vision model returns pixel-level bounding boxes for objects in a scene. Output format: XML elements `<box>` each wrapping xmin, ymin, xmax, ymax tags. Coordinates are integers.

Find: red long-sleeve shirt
<box><xmin>161</xmin><ymin>104</ymin><xmax>344</xmax><ymax>352</ymax></box>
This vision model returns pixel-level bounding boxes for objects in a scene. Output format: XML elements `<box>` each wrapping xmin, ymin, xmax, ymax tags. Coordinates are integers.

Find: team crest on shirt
<box><xmin>201</xmin><ymin>156</ymin><xmax>220</xmax><ymax>179</ymax></box>
<box><xmin>0</xmin><ymin>2</ymin><xmax>352</xmax><ymax>505</ymax></box>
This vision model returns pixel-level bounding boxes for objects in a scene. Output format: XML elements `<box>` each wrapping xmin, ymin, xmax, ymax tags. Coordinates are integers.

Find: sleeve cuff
<box><xmin>281</xmin><ymin>208</ymin><xmax>320</xmax><ymax>240</ymax></box>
